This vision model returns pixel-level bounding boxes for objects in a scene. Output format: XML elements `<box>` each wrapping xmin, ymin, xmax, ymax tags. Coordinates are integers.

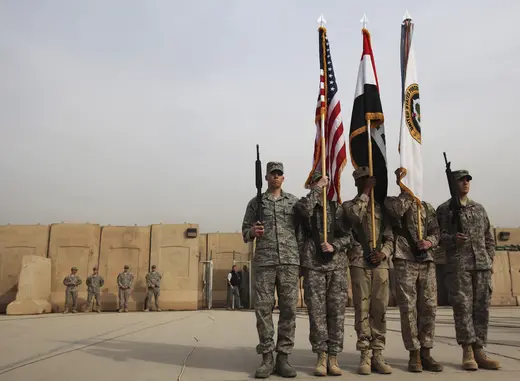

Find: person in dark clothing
<box><xmin>227</xmin><ymin>265</ymin><xmax>242</xmax><ymax>309</ymax></box>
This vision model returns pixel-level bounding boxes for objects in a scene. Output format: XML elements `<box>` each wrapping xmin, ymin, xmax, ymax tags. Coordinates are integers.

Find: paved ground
<box><xmin>0</xmin><ymin>307</ymin><xmax>518</xmax><ymax>381</ymax></box>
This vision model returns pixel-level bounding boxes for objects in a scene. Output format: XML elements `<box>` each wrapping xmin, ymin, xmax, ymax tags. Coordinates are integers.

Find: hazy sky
<box><xmin>1</xmin><ymin>0</ymin><xmax>519</xmax><ymax>232</ymax></box>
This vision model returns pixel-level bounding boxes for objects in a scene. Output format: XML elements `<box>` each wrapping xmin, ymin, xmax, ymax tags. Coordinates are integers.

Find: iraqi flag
<box><xmin>398</xmin><ymin>16</ymin><xmax>423</xmax><ymax>202</ymax></box>
<box><xmin>349</xmin><ymin>28</ymin><xmax>387</xmax><ymax>203</ymax></box>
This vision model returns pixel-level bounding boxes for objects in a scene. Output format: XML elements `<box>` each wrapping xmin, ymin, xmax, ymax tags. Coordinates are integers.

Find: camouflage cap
<box><xmin>93</xmin><ymin>266</ymin><xmax>98</xmax><ymax>270</ymax></box>
<box><xmin>453</xmin><ymin>170</ymin><xmax>472</xmax><ymax>181</ymax></box>
<box><xmin>151</xmin><ymin>265</ymin><xmax>156</xmax><ymax>269</ymax></box>
<box><xmin>266</xmin><ymin>161</ymin><xmax>284</xmax><ymax>174</ymax></box>
<box><xmin>352</xmin><ymin>166</ymin><xmax>370</xmax><ymax>180</ymax></box>
<box><xmin>71</xmin><ymin>266</ymin><xmax>78</xmax><ymax>271</ymax></box>
<box><xmin>124</xmin><ymin>265</ymin><xmax>129</xmax><ymax>269</ymax></box>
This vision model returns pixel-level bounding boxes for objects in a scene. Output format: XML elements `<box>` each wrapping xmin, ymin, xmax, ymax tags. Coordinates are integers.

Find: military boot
<box><xmin>157</xmin><ymin>308</ymin><xmax>162</xmax><ymax>312</ymax></box>
<box><xmin>275</xmin><ymin>352</ymin><xmax>297</xmax><ymax>378</ymax></box>
<box><xmin>408</xmin><ymin>350</ymin><xmax>422</xmax><ymax>372</ymax></box>
<box><xmin>371</xmin><ymin>349</ymin><xmax>392</xmax><ymax>374</ymax></box>
<box><xmin>144</xmin><ymin>308</ymin><xmax>149</xmax><ymax>312</ymax></box>
<box><xmin>358</xmin><ymin>350</ymin><xmax>371</xmax><ymax>375</ymax></box>
<box><xmin>327</xmin><ymin>354</ymin><xmax>342</xmax><ymax>376</ymax></box>
<box><xmin>473</xmin><ymin>344</ymin><xmax>501</xmax><ymax>370</ymax></box>
<box><xmin>124</xmin><ymin>308</ymin><xmax>128</xmax><ymax>312</ymax></box>
<box><xmin>420</xmin><ymin>347</ymin><xmax>443</xmax><ymax>372</ymax></box>
<box><xmin>314</xmin><ymin>352</ymin><xmax>327</xmax><ymax>376</ymax></box>
<box><xmin>96</xmin><ymin>307</ymin><xmax>101</xmax><ymax>313</ymax></box>
<box><xmin>255</xmin><ymin>352</ymin><xmax>274</xmax><ymax>379</ymax></box>
<box><xmin>461</xmin><ymin>345</ymin><xmax>478</xmax><ymax>371</ymax></box>
<box><xmin>62</xmin><ymin>309</ymin><xmax>69</xmax><ymax>314</ymax></box>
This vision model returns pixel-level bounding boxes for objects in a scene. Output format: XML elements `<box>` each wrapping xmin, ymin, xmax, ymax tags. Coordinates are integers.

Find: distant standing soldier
<box><xmin>227</xmin><ymin>264</ymin><xmax>242</xmax><ymax>309</ymax></box>
<box><xmin>144</xmin><ymin>265</ymin><xmax>162</xmax><ymax>312</ymax></box>
<box><xmin>295</xmin><ymin>171</ymin><xmax>353</xmax><ymax>376</ymax></box>
<box><xmin>239</xmin><ymin>264</ymin><xmax>250</xmax><ymax>309</ymax></box>
<box><xmin>86</xmin><ymin>266</ymin><xmax>104</xmax><ymax>313</ymax></box>
<box><xmin>436</xmin><ymin>170</ymin><xmax>500</xmax><ymax>370</ymax></box>
<box><xmin>385</xmin><ymin>168</ymin><xmax>443</xmax><ymax>372</ymax></box>
<box><xmin>241</xmin><ymin>161</ymin><xmax>301</xmax><ymax>378</ymax></box>
<box><xmin>63</xmin><ymin>267</ymin><xmax>82</xmax><ymax>314</ymax></box>
<box><xmin>117</xmin><ymin>265</ymin><xmax>134</xmax><ymax>312</ymax></box>
<box><xmin>342</xmin><ymin>167</ymin><xmax>394</xmax><ymax>375</ymax></box>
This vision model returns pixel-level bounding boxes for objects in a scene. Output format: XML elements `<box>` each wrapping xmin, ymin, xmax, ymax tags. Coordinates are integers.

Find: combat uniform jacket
<box><xmin>86</xmin><ymin>274</ymin><xmax>104</xmax><ymax>293</ymax></box>
<box><xmin>384</xmin><ymin>192</ymin><xmax>440</xmax><ymax>262</ymax></box>
<box><xmin>117</xmin><ymin>271</ymin><xmax>134</xmax><ymax>289</ymax></box>
<box><xmin>146</xmin><ymin>271</ymin><xmax>162</xmax><ymax>288</ymax></box>
<box><xmin>63</xmin><ymin>274</ymin><xmax>82</xmax><ymax>291</ymax></box>
<box><xmin>342</xmin><ymin>193</ymin><xmax>394</xmax><ymax>268</ymax></box>
<box><xmin>242</xmin><ymin>189</ymin><xmax>301</xmax><ymax>267</ymax></box>
<box><xmin>295</xmin><ymin>187</ymin><xmax>353</xmax><ymax>271</ymax></box>
<box><xmin>436</xmin><ymin>198</ymin><xmax>495</xmax><ymax>271</ymax></box>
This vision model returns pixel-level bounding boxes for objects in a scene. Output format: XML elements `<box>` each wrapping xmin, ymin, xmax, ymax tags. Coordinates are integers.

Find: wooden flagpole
<box><xmin>367</xmin><ymin>119</ymin><xmax>376</xmax><ymax>249</ymax></box>
<box><xmin>321</xmin><ymin>108</ymin><xmax>328</xmax><ymax>242</ymax></box>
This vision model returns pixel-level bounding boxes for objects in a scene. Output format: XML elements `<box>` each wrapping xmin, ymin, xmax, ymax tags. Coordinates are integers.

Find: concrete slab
<box><xmin>98</xmin><ymin>226</ymin><xmax>151</xmax><ymax>311</ymax></box>
<box><xmin>48</xmin><ymin>223</ymin><xmax>100</xmax><ymax>311</ymax></box>
<box><xmin>0</xmin><ymin>307</ymin><xmax>518</xmax><ymax>381</ymax></box>
<box><xmin>0</xmin><ymin>225</ymin><xmax>49</xmax><ymax>312</ymax></box>
<box><xmin>491</xmin><ymin>252</ymin><xmax>516</xmax><ymax>306</ymax></box>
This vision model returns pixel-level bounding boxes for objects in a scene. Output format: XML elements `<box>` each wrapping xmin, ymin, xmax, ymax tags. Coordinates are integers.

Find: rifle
<box><xmin>443</xmin><ymin>152</ymin><xmax>463</xmax><ymax>232</ymax></box>
<box><xmin>255</xmin><ymin>144</ymin><xmax>263</xmax><ymax>224</ymax></box>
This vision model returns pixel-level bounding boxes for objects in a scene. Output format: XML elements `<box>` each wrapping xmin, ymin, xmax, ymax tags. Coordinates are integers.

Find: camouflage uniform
<box><xmin>241</xmin><ymin>161</ymin><xmax>301</xmax><ymax>378</ymax></box>
<box><xmin>63</xmin><ymin>268</ymin><xmax>82</xmax><ymax>313</ymax></box>
<box><xmin>86</xmin><ymin>269</ymin><xmax>104</xmax><ymax>312</ymax></box>
<box><xmin>117</xmin><ymin>266</ymin><xmax>134</xmax><ymax>312</ymax></box>
<box><xmin>385</xmin><ymin>192</ymin><xmax>443</xmax><ymax>372</ymax></box>
<box><xmin>436</xmin><ymin>170</ymin><xmax>500</xmax><ymax>370</ymax></box>
<box><xmin>342</xmin><ymin>166</ymin><xmax>394</xmax><ymax>374</ymax></box>
<box><xmin>295</xmin><ymin>171</ymin><xmax>353</xmax><ymax>376</ymax></box>
<box><xmin>145</xmin><ymin>267</ymin><xmax>162</xmax><ymax>311</ymax></box>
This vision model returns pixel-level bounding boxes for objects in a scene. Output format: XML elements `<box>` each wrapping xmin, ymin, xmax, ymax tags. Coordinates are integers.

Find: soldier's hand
<box><xmin>320</xmin><ymin>242</ymin><xmax>334</xmax><ymax>253</ymax></box>
<box><xmin>317</xmin><ymin>176</ymin><xmax>329</xmax><ymax>189</ymax></box>
<box><xmin>250</xmin><ymin>222</ymin><xmax>264</xmax><ymax>237</ymax></box>
<box><xmin>417</xmin><ymin>240</ymin><xmax>432</xmax><ymax>250</ymax></box>
<box><xmin>369</xmin><ymin>251</ymin><xmax>385</xmax><ymax>264</ymax></box>
<box><xmin>455</xmin><ymin>233</ymin><xmax>468</xmax><ymax>245</ymax></box>
<box><xmin>363</xmin><ymin>176</ymin><xmax>376</xmax><ymax>195</ymax></box>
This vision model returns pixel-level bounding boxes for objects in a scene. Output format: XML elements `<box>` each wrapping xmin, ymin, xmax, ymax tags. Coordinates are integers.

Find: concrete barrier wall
<box><xmin>0</xmin><ymin>225</ymin><xmax>50</xmax><ymax>312</ymax></box>
<box><xmin>495</xmin><ymin>227</ymin><xmax>520</xmax><ymax>246</ymax></box>
<box><xmin>150</xmin><ymin>224</ymin><xmax>200</xmax><ymax>310</ymax></box>
<box><xmin>207</xmin><ymin>233</ymin><xmax>251</xmax><ymax>308</ymax></box>
<box><xmin>509</xmin><ymin>252</ymin><xmax>520</xmax><ymax>300</ymax></box>
<box><xmin>48</xmin><ymin>223</ymin><xmax>101</xmax><ymax>311</ymax></box>
<box><xmin>98</xmin><ymin>226</ymin><xmax>151</xmax><ymax>311</ymax></box>
<box><xmin>490</xmin><ymin>252</ymin><xmax>516</xmax><ymax>305</ymax></box>
<box><xmin>198</xmin><ymin>234</ymin><xmax>207</xmax><ymax>309</ymax></box>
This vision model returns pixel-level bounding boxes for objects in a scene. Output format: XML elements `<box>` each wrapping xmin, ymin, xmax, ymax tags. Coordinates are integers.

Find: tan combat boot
<box><xmin>472</xmin><ymin>344</ymin><xmax>501</xmax><ymax>370</ymax></box>
<box><xmin>371</xmin><ymin>349</ymin><xmax>392</xmax><ymax>374</ymax></box>
<box><xmin>408</xmin><ymin>349</ymin><xmax>422</xmax><ymax>372</ymax></box>
<box><xmin>327</xmin><ymin>354</ymin><xmax>342</xmax><ymax>376</ymax></box>
<box><xmin>420</xmin><ymin>347</ymin><xmax>443</xmax><ymax>372</ymax></box>
<box><xmin>358</xmin><ymin>350</ymin><xmax>371</xmax><ymax>375</ymax></box>
<box><xmin>462</xmin><ymin>345</ymin><xmax>478</xmax><ymax>371</ymax></box>
<box><xmin>62</xmin><ymin>309</ymin><xmax>69</xmax><ymax>314</ymax></box>
<box><xmin>314</xmin><ymin>352</ymin><xmax>327</xmax><ymax>377</ymax></box>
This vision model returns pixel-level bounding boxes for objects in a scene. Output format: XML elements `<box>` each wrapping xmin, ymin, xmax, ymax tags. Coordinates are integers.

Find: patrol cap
<box><xmin>266</xmin><ymin>162</ymin><xmax>284</xmax><ymax>174</ymax></box>
<box><xmin>453</xmin><ymin>170</ymin><xmax>472</xmax><ymax>181</ymax></box>
<box><xmin>151</xmin><ymin>265</ymin><xmax>156</xmax><ymax>269</ymax></box>
<box><xmin>352</xmin><ymin>166</ymin><xmax>370</xmax><ymax>180</ymax></box>
<box><xmin>71</xmin><ymin>266</ymin><xmax>78</xmax><ymax>271</ymax></box>
<box><xmin>124</xmin><ymin>265</ymin><xmax>129</xmax><ymax>269</ymax></box>
<box><xmin>310</xmin><ymin>170</ymin><xmax>329</xmax><ymax>183</ymax></box>
<box><xmin>93</xmin><ymin>266</ymin><xmax>98</xmax><ymax>270</ymax></box>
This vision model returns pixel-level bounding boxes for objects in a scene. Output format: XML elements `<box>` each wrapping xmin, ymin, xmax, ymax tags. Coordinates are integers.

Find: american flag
<box><xmin>304</xmin><ymin>26</ymin><xmax>347</xmax><ymax>203</ymax></box>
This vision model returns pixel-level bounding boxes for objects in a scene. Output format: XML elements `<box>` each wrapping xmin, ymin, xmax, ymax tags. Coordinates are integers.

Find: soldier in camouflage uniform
<box><xmin>436</xmin><ymin>170</ymin><xmax>500</xmax><ymax>371</ymax></box>
<box><xmin>342</xmin><ymin>166</ymin><xmax>394</xmax><ymax>375</ymax></box>
<box><xmin>117</xmin><ymin>265</ymin><xmax>134</xmax><ymax>312</ymax></box>
<box><xmin>144</xmin><ymin>265</ymin><xmax>162</xmax><ymax>312</ymax></box>
<box><xmin>86</xmin><ymin>266</ymin><xmax>104</xmax><ymax>313</ymax></box>
<box><xmin>63</xmin><ymin>267</ymin><xmax>82</xmax><ymax>313</ymax></box>
<box><xmin>295</xmin><ymin>171</ymin><xmax>353</xmax><ymax>376</ymax></box>
<box><xmin>242</xmin><ymin>161</ymin><xmax>301</xmax><ymax>379</ymax></box>
<box><xmin>384</xmin><ymin>168</ymin><xmax>443</xmax><ymax>372</ymax></box>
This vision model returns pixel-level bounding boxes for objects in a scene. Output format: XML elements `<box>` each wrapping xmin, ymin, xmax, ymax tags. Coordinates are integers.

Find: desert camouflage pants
<box><xmin>65</xmin><ymin>289</ymin><xmax>77</xmax><ymax>310</ymax></box>
<box><xmin>145</xmin><ymin>287</ymin><xmax>160</xmax><ymax>309</ymax></box>
<box><xmin>303</xmin><ymin>268</ymin><xmax>348</xmax><ymax>355</ymax></box>
<box><xmin>254</xmin><ymin>265</ymin><xmax>299</xmax><ymax>354</ymax></box>
<box><xmin>118</xmin><ymin>288</ymin><xmax>131</xmax><ymax>309</ymax></box>
<box><xmin>394</xmin><ymin>259</ymin><xmax>437</xmax><ymax>350</ymax></box>
<box><xmin>350</xmin><ymin>267</ymin><xmax>389</xmax><ymax>351</ymax></box>
<box><xmin>87</xmin><ymin>291</ymin><xmax>101</xmax><ymax>309</ymax></box>
<box><xmin>446</xmin><ymin>270</ymin><xmax>491</xmax><ymax>346</ymax></box>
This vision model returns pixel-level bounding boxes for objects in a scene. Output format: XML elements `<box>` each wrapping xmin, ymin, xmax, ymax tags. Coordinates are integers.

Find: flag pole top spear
<box><xmin>361</xmin><ymin>14</ymin><xmax>368</xmax><ymax>29</ymax></box>
<box><xmin>317</xmin><ymin>14</ymin><xmax>326</xmax><ymax>28</ymax></box>
<box><xmin>403</xmin><ymin>10</ymin><xmax>412</xmax><ymax>21</ymax></box>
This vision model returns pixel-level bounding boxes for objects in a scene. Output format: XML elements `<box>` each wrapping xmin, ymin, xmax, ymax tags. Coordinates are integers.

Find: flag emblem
<box><xmin>404</xmin><ymin>83</ymin><xmax>421</xmax><ymax>144</ymax></box>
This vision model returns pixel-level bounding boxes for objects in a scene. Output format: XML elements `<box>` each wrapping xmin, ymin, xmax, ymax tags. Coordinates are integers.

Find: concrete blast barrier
<box><xmin>198</xmin><ymin>234</ymin><xmax>208</xmax><ymax>309</ymax></box>
<box><xmin>48</xmin><ymin>223</ymin><xmax>100</xmax><ymax>311</ymax></box>
<box><xmin>7</xmin><ymin>255</ymin><xmax>52</xmax><ymax>315</ymax></box>
<box><xmin>207</xmin><ymin>233</ymin><xmax>250</xmax><ymax>308</ymax></box>
<box><xmin>490</xmin><ymin>252</ymin><xmax>515</xmax><ymax>306</ymax></box>
<box><xmin>509</xmin><ymin>252</ymin><xmax>520</xmax><ymax>303</ymax></box>
<box><xmin>150</xmin><ymin>224</ymin><xmax>200</xmax><ymax>310</ymax></box>
<box><xmin>0</xmin><ymin>225</ymin><xmax>49</xmax><ymax>313</ymax></box>
<box><xmin>98</xmin><ymin>226</ymin><xmax>151</xmax><ymax>311</ymax></box>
